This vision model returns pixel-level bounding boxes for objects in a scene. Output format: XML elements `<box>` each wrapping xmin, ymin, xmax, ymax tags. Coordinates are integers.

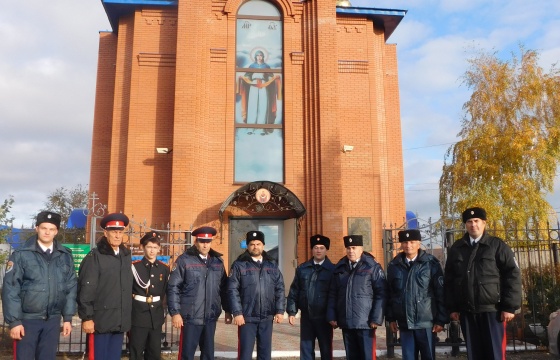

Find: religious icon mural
<box><xmin>234</xmin><ymin>0</ymin><xmax>283</xmax><ymax>183</ymax></box>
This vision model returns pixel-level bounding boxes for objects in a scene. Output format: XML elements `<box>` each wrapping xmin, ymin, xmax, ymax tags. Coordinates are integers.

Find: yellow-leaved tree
<box><xmin>440</xmin><ymin>47</ymin><xmax>560</xmax><ymax>229</ymax></box>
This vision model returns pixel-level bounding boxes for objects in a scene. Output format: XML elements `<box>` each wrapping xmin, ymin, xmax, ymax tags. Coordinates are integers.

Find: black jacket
<box><xmin>227</xmin><ymin>250</ymin><xmax>285</xmax><ymax>322</ymax></box>
<box><xmin>444</xmin><ymin>232</ymin><xmax>521</xmax><ymax>314</ymax></box>
<box><xmin>386</xmin><ymin>250</ymin><xmax>448</xmax><ymax>330</ymax></box>
<box><xmin>77</xmin><ymin>237</ymin><xmax>133</xmax><ymax>333</ymax></box>
<box><xmin>286</xmin><ymin>257</ymin><xmax>334</xmax><ymax>320</ymax></box>
<box><xmin>2</xmin><ymin>236</ymin><xmax>77</xmax><ymax>328</ymax></box>
<box><xmin>131</xmin><ymin>257</ymin><xmax>170</xmax><ymax>329</ymax></box>
<box><xmin>326</xmin><ymin>252</ymin><xmax>388</xmax><ymax>328</ymax></box>
<box><xmin>166</xmin><ymin>247</ymin><xmax>228</xmax><ymax>325</ymax></box>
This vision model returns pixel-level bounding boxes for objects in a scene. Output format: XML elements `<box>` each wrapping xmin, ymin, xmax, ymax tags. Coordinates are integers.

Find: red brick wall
<box><xmin>89</xmin><ymin>1</ymin><xmax>405</xmax><ymax>266</ymax></box>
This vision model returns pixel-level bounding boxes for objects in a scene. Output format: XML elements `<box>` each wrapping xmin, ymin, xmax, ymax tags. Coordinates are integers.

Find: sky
<box><xmin>1</xmin><ymin>0</ymin><xmax>560</xmax><ymax>227</ymax></box>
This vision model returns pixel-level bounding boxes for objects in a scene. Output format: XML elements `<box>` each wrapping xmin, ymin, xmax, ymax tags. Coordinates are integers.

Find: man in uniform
<box><xmin>444</xmin><ymin>207</ymin><xmax>521</xmax><ymax>360</ymax></box>
<box><xmin>167</xmin><ymin>226</ymin><xmax>230</xmax><ymax>360</ymax></box>
<box><xmin>78</xmin><ymin>212</ymin><xmax>133</xmax><ymax>360</ymax></box>
<box><xmin>130</xmin><ymin>231</ymin><xmax>170</xmax><ymax>360</ymax></box>
<box><xmin>228</xmin><ymin>230</ymin><xmax>285</xmax><ymax>360</ymax></box>
<box><xmin>2</xmin><ymin>211</ymin><xmax>77</xmax><ymax>360</ymax></box>
<box><xmin>327</xmin><ymin>234</ymin><xmax>387</xmax><ymax>360</ymax></box>
<box><xmin>287</xmin><ymin>234</ymin><xmax>335</xmax><ymax>360</ymax></box>
<box><xmin>386</xmin><ymin>229</ymin><xmax>447</xmax><ymax>360</ymax></box>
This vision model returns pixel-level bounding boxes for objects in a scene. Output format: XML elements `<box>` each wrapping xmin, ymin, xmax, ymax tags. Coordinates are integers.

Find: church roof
<box><xmin>101</xmin><ymin>0</ymin><xmax>406</xmax><ymax>41</ymax></box>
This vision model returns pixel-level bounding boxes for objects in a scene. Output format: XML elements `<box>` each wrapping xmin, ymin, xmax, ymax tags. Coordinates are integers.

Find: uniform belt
<box><xmin>133</xmin><ymin>295</ymin><xmax>160</xmax><ymax>303</ymax></box>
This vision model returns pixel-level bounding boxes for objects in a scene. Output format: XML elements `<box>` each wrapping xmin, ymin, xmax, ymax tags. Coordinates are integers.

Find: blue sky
<box><xmin>1</xmin><ymin>0</ymin><xmax>559</xmax><ymax>227</ymax></box>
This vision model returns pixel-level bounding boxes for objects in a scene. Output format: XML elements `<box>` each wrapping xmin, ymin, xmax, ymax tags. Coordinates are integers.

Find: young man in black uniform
<box><xmin>130</xmin><ymin>231</ymin><xmax>170</xmax><ymax>360</ymax></box>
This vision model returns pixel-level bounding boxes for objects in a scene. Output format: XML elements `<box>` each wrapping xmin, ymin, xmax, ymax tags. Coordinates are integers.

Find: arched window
<box><xmin>234</xmin><ymin>0</ymin><xmax>283</xmax><ymax>183</ymax></box>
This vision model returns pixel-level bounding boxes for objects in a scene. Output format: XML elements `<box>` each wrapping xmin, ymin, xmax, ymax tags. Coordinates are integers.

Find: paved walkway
<box><xmin>198</xmin><ymin>316</ymin><xmax>389</xmax><ymax>358</ymax></box>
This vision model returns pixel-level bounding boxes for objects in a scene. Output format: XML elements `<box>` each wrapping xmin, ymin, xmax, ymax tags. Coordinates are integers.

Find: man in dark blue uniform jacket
<box><xmin>130</xmin><ymin>231</ymin><xmax>170</xmax><ymax>360</ymax></box>
<box><xmin>287</xmin><ymin>234</ymin><xmax>335</xmax><ymax>360</ymax></box>
<box><xmin>228</xmin><ymin>230</ymin><xmax>285</xmax><ymax>360</ymax></box>
<box><xmin>2</xmin><ymin>211</ymin><xmax>77</xmax><ymax>360</ymax></box>
<box><xmin>327</xmin><ymin>234</ymin><xmax>388</xmax><ymax>360</ymax></box>
<box><xmin>386</xmin><ymin>229</ymin><xmax>448</xmax><ymax>360</ymax></box>
<box><xmin>444</xmin><ymin>207</ymin><xmax>521</xmax><ymax>360</ymax></box>
<box><xmin>167</xmin><ymin>226</ymin><xmax>230</xmax><ymax>360</ymax></box>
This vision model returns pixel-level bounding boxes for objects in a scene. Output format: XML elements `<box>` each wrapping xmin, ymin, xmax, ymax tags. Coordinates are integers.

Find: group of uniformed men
<box><xmin>2</xmin><ymin>206</ymin><xmax>521</xmax><ymax>360</ymax></box>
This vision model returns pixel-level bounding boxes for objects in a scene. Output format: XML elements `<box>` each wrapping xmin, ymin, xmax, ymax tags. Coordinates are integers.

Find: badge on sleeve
<box><xmin>5</xmin><ymin>261</ymin><xmax>14</xmax><ymax>273</ymax></box>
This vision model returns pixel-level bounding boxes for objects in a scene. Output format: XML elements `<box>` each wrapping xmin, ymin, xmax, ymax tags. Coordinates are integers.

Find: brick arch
<box><xmin>223</xmin><ymin>0</ymin><xmax>295</xmax><ymax>18</ymax></box>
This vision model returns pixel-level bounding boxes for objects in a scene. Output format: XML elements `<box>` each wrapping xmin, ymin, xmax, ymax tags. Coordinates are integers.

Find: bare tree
<box><xmin>40</xmin><ymin>184</ymin><xmax>88</xmax><ymax>228</ymax></box>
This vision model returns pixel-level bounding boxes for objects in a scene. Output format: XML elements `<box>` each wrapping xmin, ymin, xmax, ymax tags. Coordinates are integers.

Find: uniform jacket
<box><xmin>386</xmin><ymin>250</ymin><xmax>448</xmax><ymax>330</ymax></box>
<box><xmin>286</xmin><ymin>256</ymin><xmax>334</xmax><ymax>320</ymax></box>
<box><xmin>166</xmin><ymin>247</ymin><xmax>228</xmax><ymax>325</ymax></box>
<box><xmin>131</xmin><ymin>257</ymin><xmax>170</xmax><ymax>329</ymax></box>
<box><xmin>77</xmin><ymin>237</ymin><xmax>133</xmax><ymax>333</ymax></box>
<box><xmin>1</xmin><ymin>236</ymin><xmax>77</xmax><ymax>328</ymax></box>
<box><xmin>444</xmin><ymin>231</ymin><xmax>522</xmax><ymax>314</ymax></box>
<box><xmin>326</xmin><ymin>252</ymin><xmax>387</xmax><ymax>329</ymax></box>
<box><xmin>227</xmin><ymin>250</ymin><xmax>285</xmax><ymax>323</ymax></box>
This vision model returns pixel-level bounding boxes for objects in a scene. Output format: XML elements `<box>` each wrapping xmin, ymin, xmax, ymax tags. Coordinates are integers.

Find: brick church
<box><xmin>89</xmin><ymin>0</ymin><xmax>407</xmax><ymax>281</ymax></box>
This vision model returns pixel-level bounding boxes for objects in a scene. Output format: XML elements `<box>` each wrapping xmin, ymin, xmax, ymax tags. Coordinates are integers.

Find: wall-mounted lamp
<box><xmin>342</xmin><ymin>145</ymin><xmax>354</xmax><ymax>153</ymax></box>
<box><xmin>156</xmin><ymin>148</ymin><xmax>173</xmax><ymax>154</ymax></box>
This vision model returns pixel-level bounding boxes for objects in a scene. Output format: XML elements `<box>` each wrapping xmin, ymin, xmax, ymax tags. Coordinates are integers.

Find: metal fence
<box><xmin>382</xmin><ymin>217</ymin><xmax>560</xmax><ymax>356</ymax></box>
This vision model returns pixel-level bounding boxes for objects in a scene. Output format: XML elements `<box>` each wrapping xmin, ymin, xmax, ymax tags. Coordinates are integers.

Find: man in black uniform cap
<box><xmin>130</xmin><ymin>231</ymin><xmax>170</xmax><ymax>360</ymax></box>
<box><xmin>167</xmin><ymin>226</ymin><xmax>230</xmax><ymax>360</ymax></box>
<box><xmin>2</xmin><ymin>211</ymin><xmax>77</xmax><ymax>360</ymax></box>
<box><xmin>444</xmin><ymin>207</ymin><xmax>521</xmax><ymax>360</ymax></box>
<box><xmin>287</xmin><ymin>234</ymin><xmax>335</xmax><ymax>360</ymax></box>
<box><xmin>78</xmin><ymin>212</ymin><xmax>133</xmax><ymax>360</ymax></box>
<box><xmin>327</xmin><ymin>234</ymin><xmax>388</xmax><ymax>360</ymax></box>
<box><xmin>228</xmin><ymin>230</ymin><xmax>285</xmax><ymax>360</ymax></box>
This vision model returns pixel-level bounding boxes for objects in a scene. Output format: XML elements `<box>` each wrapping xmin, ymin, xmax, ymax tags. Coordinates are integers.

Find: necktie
<box><xmin>202</xmin><ymin>258</ymin><xmax>207</xmax><ymax>264</ymax></box>
<box><xmin>350</xmin><ymin>262</ymin><xmax>357</xmax><ymax>270</ymax></box>
<box><xmin>257</xmin><ymin>260</ymin><xmax>262</xmax><ymax>266</ymax></box>
<box><xmin>408</xmin><ymin>261</ymin><xmax>414</xmax><ymax>268</ymax></box>
<box><xmin>314</xmin><ymin>264</ymin><xmax>321</xmax><ymax>271</ymax></box>
<box><xmin>45</xmin><ymin>249</ymin><xmax>51</xmax><ymax>255</ymax></box>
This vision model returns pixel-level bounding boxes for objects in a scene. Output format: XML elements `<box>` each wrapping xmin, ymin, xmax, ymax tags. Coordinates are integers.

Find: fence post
<box><xmin>386</xmin><ymin>326</ymin><xmax>395</xmax><ymax>358</ymax></box>
<box><xmin>449</xmin><ymin>320</ymin><xmax>460</xmax><ymax>356</ymax></box>
<box><xmin>552</xmin><ymin>243</ymin><xmax>559</xmax><ymax>266</ymax></box>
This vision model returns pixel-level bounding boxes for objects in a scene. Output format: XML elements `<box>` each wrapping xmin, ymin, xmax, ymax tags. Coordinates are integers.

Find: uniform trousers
<box><xmin>15</xmin><ymin>317</ymin><xmax>61</xmax><ymax>360</ymax></box>
<box><xmin>237</xmin><ymin>320</ymin><xmax>273</xmax><ymax>360</ymax></box>
<box><xmin>93</xmin><ymin>332</ymin><xmax>124</xmax><ymax>360</ymax></box>
<box><xmin>299</xmin><ymin>314</ymin><xmax>333</xmax><ymax>360</ymax></box>
<box><xmin>129</xmin><ymin>325</ymin><xmax>162</xmax><ymax>360</ymax></box>
<box><xmin>180</xmin><ymin>321</ymin><xmax>217</xmax><ymax>360</ymax></box>
<box><xmin>341</xmin><ymin>328</ymin><xmax>377</xmax><ymax>360</ymax></box>
<box><xmin>399</xmin><ymin>328</ymin><xmax>435</xmax><ymax>360</ymax></box>
<box><xmin>460</xmin><ymin>311</ymin><xmax>506</xmax><ymax>360</ymax></box>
